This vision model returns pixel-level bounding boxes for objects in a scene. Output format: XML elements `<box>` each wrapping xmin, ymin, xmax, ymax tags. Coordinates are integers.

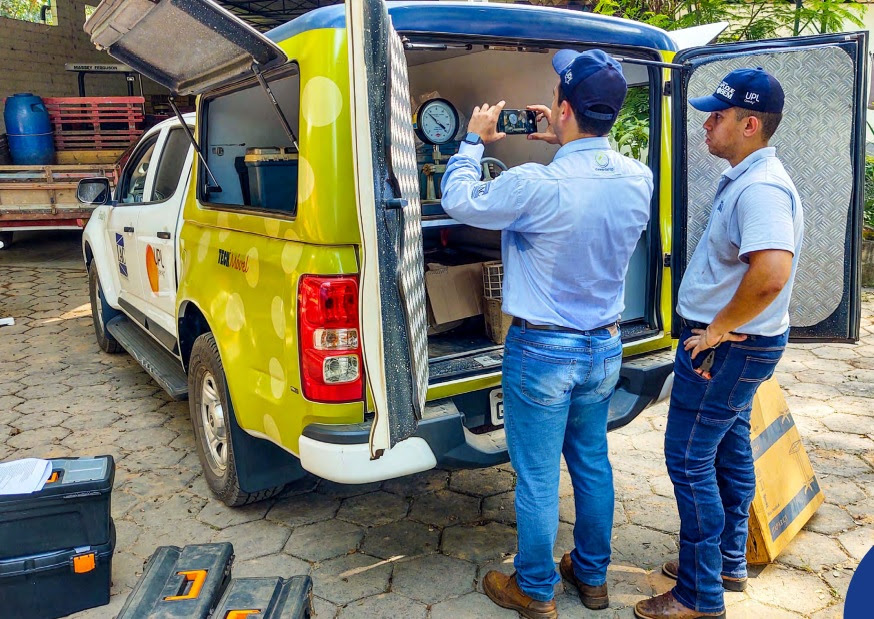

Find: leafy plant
<box><xmin>610</xmin><ymin>86</ymin><xmax>650</xmax><ymax>162</ymax></box>
<box><xmin>864</xmin><ymin>155</ymin><xmax>874</xmax><ymax>236</ymax></box>
<box><xmin>0</xmin><ymin>0</ymin><xmax>51</xmax><ymax>24</ymax></box>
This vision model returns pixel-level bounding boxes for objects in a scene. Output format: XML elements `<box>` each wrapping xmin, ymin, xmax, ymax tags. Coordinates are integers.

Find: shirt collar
<box><xmin>554</xmin><ymin>136</ymin><xmax>611</xmax><ymax>161</ymax></box>
<box><xmin>722</xmin><ymin>146</ymin><xmax>776</xmax><ymax>180</ymax></box>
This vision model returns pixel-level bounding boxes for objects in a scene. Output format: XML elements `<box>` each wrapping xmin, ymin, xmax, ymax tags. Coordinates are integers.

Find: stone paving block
<box><xmin>198</xmin><ymin>498</ymin><xmax>271</xmax><ymax>529</ymax></box>
<box><xmin>310</xmin><ymin>553</ymin><xmax>392</xmax><ymax>605</ymax></box>
<box><xmin>807</xmin><ymin>431</ymin><xmax>874</xmax><ymax>454</ymax></box>
<box><xmin>111</xmin><ymin>551</ymin><xmax>146</xmax><ymax>595</ymax></box>
<box><xmin>810</xmin><ymin>603</ymin><xmax>845</xmax><ymax>619</ymax></box>
<box><xmin>630</xmin><ymin>430</ymin><xmax>664</xmax><ymax>454</ymax></box>
<box><xmin>724</xmin><ymin>599</ymin><xmax>803</xmax><ymax>618</ymax></box>
<box><xmin>821</xmin><ymin>413</ymin><xmax>874</xmax><ymax>435</ymax></box>
<box><xmin>60</xmin><ymin>408</ymin><xmax>120</xmax><ymax>431</ymax></box>
<box><xmin>408</xmin><ymin>490</ymin><xmax>480</xmax><ymax>527</ymax></box>
<box><xmin>846</xmin><ymin>496</ymin><xmax>874</xmax><ymax>525</ymax></box>
<box><xmin>317</xmin><ymin>480</ymin><xmax>383</xmax><ymax>499</ymax></box>
<box><xmin>483</xmin><ymin>490</ymin><xmax>516</xmax><ymax>524</ymax></box>
<box><xmin>777</xmin><ymin>530</ymin><xmax>850</xmax><ymax>571</ymax></box>
<box><xmin>391</xmin><ymin>553</ymin><xmax>476</xmax><ymax>604</ymax></box>
<box><xmin>820</xmin><ymin>475</ymin><xmax>867</xmax><ymax>507</ymax></box>
<box><xmin>112</xmin><ymin>426</ymin><xmax>178</xmax><ymax>451</ymax></box>
<box><xmin>211</xmin><ymin>519</ymin><xmax>292</xmax><ymax>561</ymax></box>
<box><xmin>131</xmin><ymin>492</ymin><xmax>207</xmax><ymax>530</ymax></box>
<box><xmin>276</xmin><ymin>474</ymin><xmax>320</xmax><ymax>497</ymax></box>
<box><xmin>746</xmin><ymin>564</ymin><xmax>831</xmax><ymax>615</ymax></box>
<box><xmin>442</xmin><ymin>522</ymin><xmax>516</xmax><ymax>563</ymax></box>
<box><xmin>783</xmin><ymin>397</ymin><xmax>836</xmax><ymax>419</ymax></box>
<box><xmin>6</xmin><ymin>425</ymin><xmax>69</xmax><ymax>450</ymax></box>
<box><xmin>612</xmin><ymin>470</ymin><xmax>657</xmax><ymax>500</ymax></box>
<box><xmin>15</xmin><ymin>382</ymin><xmax>71</xmax><ymax>400</ymax></box>
<box><xmin>429</xmin><ymin>591</ymin><xmax>517</xmax><ymax>619</ymax></box>
<box><xmin>312</xmin><ymin>596</ymin><xmax>339</xmax><ymax>619</ymax></box>
<box><xmin>450</xmin><ymin>467</ymin><xmax>515</xmax><ymax>497</ymax></box>
<box><xmin>336</xmin><ymin>491</ymin><xmax>409</xmax><ymax>527</ymax></box>
<box><xmin>285</xmin><ymin>519</ymin><xmax>363</xmax><ymax>562</ymax></box>
<box><xmin>234</xmin><ymin>552</ymin><xmax>310</xmax><ymax>579</ymax></box>
<box><xmin>267</xmin><ymin>492</ymin><xmax>340</xmax><ymax>526</ymax></box>
<box><xmin>837</xmin><ymin>525</ymin><xmax>874</xmax><ymax>561</ymax></box>
<box><xmin>338</xmin><ymin>592</ymin><xmax>426</xmax><ymax>618</ymax></box>
<box><xmin>611</xmin><ymin>524</ymin><xmax>677</xmax><ymax>571</ymax></box>
<box><xmin>8</xmin><ymin>409</ymin><xmax>70</xmax><ymax>432</ymax></box>
<box><xmin>123</xmin><ymin>447</ymin><xmax>186</xmax><ymax>473</ymax></box>
<box><xmin>112</xmin><ymin>491</ymin><xmax>139</xmax><ymax>519</ymax></box>
<box><xmin>787</xmin><ymin>383</ymin><xmax>842</xmax><ymax>401</ymax></box>
<box><xmin>382</xmin><ymin>469</ymin><xmax>449</xmax><ymax>497</ymax></box>
<box><xmin>805</xmin><ymin>503</ymin><xmax>857</xmax><ymax>535</ymax></box>
<box><xmin>808</xmin><ymin>449</ymin><xmax>872</xmax><ymax>478</ymax></box>
<box><xmin>624</xmin><ymin>495</ymin><xmax>680</xmax><ymax>534</ymax></box>
<box><xmin>130</xmin><ymin>519</ymin><xmax>218</xmax><ymax>559</ymax></box>
<box><xmin>360</xmin><ymin>519</ymin><xmax>438</xmax><ymax>559</ymax></box>
<box><xmin>820</xmin><ymin>566</ymin><xmax>854</xmax><ymax>599</ymax></box>
<box><xmin>0</xmin><ymin>394</ymin><xmax>23</xmax><ymax>411</ymax></box>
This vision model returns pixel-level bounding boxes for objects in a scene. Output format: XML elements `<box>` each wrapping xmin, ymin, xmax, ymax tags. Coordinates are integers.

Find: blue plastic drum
<box><xmin>4</xmin><ymin>93</ymin><xmax>55</xmax><ymax>165</ymax></box>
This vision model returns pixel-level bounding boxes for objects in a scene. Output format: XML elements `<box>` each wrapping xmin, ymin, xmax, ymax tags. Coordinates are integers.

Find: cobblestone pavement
<box><xmin>1</xmin><ymin>232</ymin><xmax>871</xmax><ymax>618</ymax></box>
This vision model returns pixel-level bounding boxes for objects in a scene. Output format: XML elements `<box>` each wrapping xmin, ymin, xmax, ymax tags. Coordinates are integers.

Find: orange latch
<box><xmin>73</xmin><ymin>553</ymin><xmax>96</xmax><ymax>573</ymax></box>
<box><xmin>226</xmin><ymin>611</ymin><xmax>262</xmax><ymax>619</ymax></box>
<box><xmin>164</xmin><ymin>570</ymin><xmax>208</xmax><ymax>601</ymax></box>
<box><xmin>46</xmin><ymin>472</ymin><xmax>59</xmax><ymax>483</ymax></box>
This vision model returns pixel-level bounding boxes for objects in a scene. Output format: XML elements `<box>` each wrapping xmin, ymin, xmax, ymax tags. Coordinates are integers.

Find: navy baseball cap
<box><xmin>552</xmin><ymin>49</ymin><xmax>627</xmax><ymax>122</ymax></box>
<box><xmin>690</xmin><ymin>67</ymin><xmax>784</xmax><ymax>114</ymax></box>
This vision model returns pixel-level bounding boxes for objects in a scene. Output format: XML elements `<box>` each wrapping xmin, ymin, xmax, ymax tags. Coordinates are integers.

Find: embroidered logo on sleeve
<box><xmin>471</xmin><ymin>182</ymin><xmax>491</xmax><ymax>199</ymax></box>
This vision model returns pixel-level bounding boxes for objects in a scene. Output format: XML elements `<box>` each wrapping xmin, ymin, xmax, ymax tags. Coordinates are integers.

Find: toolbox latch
<box><xmin>225</xmin><ymin>611</ymin><xmax>262</xmax><ymax>619</ymax></box>
<box><xmin>72</xmin><ymin>552</ymin><xmax>96</xmax><ymax>573</ymax></box>
<box><xmin>164</xmin><ymin>569</ymin><xmax>209</xmax><ymax>601</ymax></box>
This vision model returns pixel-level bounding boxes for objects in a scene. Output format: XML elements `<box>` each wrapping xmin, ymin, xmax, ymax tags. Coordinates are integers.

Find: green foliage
<box><xmin>610</xmin><ymin>86</ymin><xmax>650</xmax><ymax>162</ymax></box>
<box><xmin>865</xmin><ymin>155</ymin><xmax>874</xmax><ymax>232</ymax></box>
<box><xmin>0</xmin><ymin>0</ymin><xmax>51</xmax><ymax>24</ymax></box>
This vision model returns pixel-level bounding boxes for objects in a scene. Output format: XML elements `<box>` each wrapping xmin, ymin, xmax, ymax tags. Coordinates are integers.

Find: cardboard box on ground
<box><xmin>746</xmin><ymin>377</ymin><xmax>824</xmax><ymax>564</ymax></box>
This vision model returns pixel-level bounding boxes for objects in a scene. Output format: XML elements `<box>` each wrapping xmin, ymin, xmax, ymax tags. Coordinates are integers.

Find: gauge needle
<box><xmin>428</xmin><ymin>113</ymin><xmax>448</xmax><ymax>131</ymax></box>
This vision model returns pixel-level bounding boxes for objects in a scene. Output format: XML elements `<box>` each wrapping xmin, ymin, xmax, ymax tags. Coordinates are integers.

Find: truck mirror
<box><xmin>77</xmin><ymin>177</ymin><xmax>111</xmax><ymax>205</ymax></box>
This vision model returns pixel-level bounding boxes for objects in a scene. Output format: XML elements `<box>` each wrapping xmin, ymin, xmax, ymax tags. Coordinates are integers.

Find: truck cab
<box><xmin>79</xmin><ymin>0</ymin><xmax>866</xmax><ymax>507</ymax></box>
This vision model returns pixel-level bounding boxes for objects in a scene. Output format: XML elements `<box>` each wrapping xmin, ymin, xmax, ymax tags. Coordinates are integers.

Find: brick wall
<box><xmin>0</xmin><ymin>0</ymin><xmax>162</xmax><ymax>133</ymax></box>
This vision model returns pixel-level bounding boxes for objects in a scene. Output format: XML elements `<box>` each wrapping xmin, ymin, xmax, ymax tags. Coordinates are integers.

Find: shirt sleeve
<box><xmin>439</xmin><ymin>142</ymin><xmax>524</xmax><ymax>230</ymax></box>
<box><xmin>735</xmin><ymin>183</ymin><xmax>797</xmax><ymax>263</ymax></box>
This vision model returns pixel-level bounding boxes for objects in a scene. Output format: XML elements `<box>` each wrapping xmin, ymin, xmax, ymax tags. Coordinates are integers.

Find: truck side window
<box><xmin>118</xmin><ymin>137</ymin><xmax>158</xmax><ymax>204</ymax></box>
<box><xmin>150</xmin><ymin>128</ymin><xmax>191</xmax><ymax>202</ymax></box>
<box><xmin>202</xmin><ymin>66</ymin><xmax>301</xmax><ymax>215</ymax></box>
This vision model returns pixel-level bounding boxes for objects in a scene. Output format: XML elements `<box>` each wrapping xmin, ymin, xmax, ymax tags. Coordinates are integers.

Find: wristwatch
<box><xmin>463</xmin><ymin>132</ymin><xmax>483</xmax><ymax>146</ymax></box>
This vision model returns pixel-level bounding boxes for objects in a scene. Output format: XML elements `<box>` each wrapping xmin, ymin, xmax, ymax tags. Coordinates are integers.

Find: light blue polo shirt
<box><xmin>677</xmin><ymin>147</ymin><xmax>804</xmax><ymax>336</ymax></box>
<box><xmin>440</xmin><ymin>137</ymin><xmax>653</xmax><ymax>331</ymax></box>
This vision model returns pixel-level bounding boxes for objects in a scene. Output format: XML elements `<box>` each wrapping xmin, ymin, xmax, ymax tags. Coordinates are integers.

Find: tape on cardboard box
<box><xmin>746</xmin><ymin>378</ymin><xmax>824</xmax><ymax>564</ymax></box>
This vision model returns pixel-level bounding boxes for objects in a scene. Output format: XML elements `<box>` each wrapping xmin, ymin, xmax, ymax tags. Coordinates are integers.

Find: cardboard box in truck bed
<box><xmin>425</xmin><ymin>262</ymin><xmax>484</xmax><ymax>327</ymax></box>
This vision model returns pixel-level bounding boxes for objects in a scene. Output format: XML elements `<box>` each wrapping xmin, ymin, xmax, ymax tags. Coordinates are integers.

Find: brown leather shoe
<box><xmin>634</xmin><ymin>591</ymin><xmax>725</xmax><ymax>619</ymax></box>
<box><xmin>661</xmin><ymin>559</ymin><xmax>747</xmax><ymax>592</ymax></box>
<box><xmin>559</xmin><ymin>553</ymin><xmax>609</xmax><ymax>610</ymax></box>
<box><xmin>482</xmin><ymin>571</ymin><xmax>557</xmax><ymax>619</ymax></box>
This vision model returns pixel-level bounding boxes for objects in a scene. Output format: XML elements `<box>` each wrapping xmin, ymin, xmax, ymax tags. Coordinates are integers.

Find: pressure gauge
<box><xmin>414</xmin><ymin>98</ymin><xmax>460</xmax><ymax>145</ymax></box>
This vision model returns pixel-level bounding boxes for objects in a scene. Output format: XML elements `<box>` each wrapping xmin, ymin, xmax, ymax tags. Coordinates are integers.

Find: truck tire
<box><xmin>0</xmin><ymin>232</ymin><xmax>12</xmax><ymax>249</ymax></box>
<box><xmin>188</xmin><ymin>332</ymin><xmax>283</xmax><ymax>506</ymax></box>
<box><xmin>88</xmin><ymin>261</ymin><xmax>122</xmax><ymax>353</ymax></box>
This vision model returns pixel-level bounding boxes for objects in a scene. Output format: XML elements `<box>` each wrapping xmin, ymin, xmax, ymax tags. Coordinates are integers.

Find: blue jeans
<box><xmin>502</xmin><ymin>322</ymin><xmax>622</xmax><ymax>602</ymax></box>
<box><xmin>665</xmin><ymin>327</ymin><xmax>788</xmax><ymax>613</ymax></box>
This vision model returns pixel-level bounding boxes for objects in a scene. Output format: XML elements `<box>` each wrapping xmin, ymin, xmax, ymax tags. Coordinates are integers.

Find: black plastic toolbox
<box><xmin>0</xmin><ymin>520</ymin><xmax>115</xmax><ymax>619</ymax></box>
<box><xmin>117</xmin><ymin>542</ymin><xmax>234</xmax><ymax>619</ymax></box>
<box><xmin>0</xmin><ymin>455</ymin><xmax>114</xmax><ymax>560</ymax></box>
<box><xmin>213</xmin><ymin>576</ymin><xmax>314</xmax><ymax>618</ymax></box>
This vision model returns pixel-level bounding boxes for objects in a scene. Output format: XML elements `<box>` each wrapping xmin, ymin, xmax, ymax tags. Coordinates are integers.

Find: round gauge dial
<box><xmin>414</xmin><ymin>98</ymin><xmax>460</xmax><ymax>145</ymax></box>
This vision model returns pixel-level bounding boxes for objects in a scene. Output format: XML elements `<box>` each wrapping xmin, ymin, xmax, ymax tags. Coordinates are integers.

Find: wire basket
<box><xmin>483</xmin><ymin>261</ymin><xmax>503</xmax><ymax>300</ymax></box>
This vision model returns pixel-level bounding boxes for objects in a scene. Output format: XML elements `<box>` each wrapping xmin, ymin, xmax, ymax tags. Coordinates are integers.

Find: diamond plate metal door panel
<box><xmin>684</xmin><ymin>46</ymin><xmax>854</xmax><ymax>327</ymax></box>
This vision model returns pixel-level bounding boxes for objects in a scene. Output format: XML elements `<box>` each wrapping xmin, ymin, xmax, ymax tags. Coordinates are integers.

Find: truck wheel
<box><xmin>0</xmin><ymin>232</ymin><xmax>12</xmax><ymax>249</ymax></box>
<box><xmin>188</xmin><ymin>332</ymin><xmax>282</xmax><ymax>506</ymax></box>
<box><xmin>88</xmin><ymin>262</ymin><xmax>122</xmax><ymax>353</ymax></box>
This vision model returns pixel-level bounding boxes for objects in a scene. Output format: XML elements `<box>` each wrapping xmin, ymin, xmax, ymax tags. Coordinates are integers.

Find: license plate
<box><xmin>489</xmin><ymin>388</ymin><xmax>504</xmax><ymax>427</ymax></box>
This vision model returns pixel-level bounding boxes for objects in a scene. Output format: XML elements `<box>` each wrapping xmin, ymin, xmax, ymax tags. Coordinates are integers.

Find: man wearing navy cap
<box><xmin>440</xmin><ymin>49</ymin><xmax>653</xmax><ymax>618</ymax></box>
<box><xmin>635</xmin><ymin>68</ymin><xmax>803</xmax><ymax>619</ymax></box>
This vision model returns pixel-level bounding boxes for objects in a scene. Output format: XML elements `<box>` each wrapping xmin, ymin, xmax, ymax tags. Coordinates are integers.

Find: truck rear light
<box><xmin>298</xmin><ymin>275</ymin><xmax>363</xmax><ymax>403</ymax></box>
<box><xmin>313</xmin><ymin>328</ymin><xmax>359</xmax><ymax>350</ymax></box>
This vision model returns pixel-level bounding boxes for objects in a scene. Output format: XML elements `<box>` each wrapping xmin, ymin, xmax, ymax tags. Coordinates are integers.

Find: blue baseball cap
<box><xmin>690</xmin><ymin>67</ymin><xmax>785</xmax><ymax>114</ymax></box>
<box><xmin>552</xmin><ymin>49</ymin><xmax>627</xmax><ymax>122</ymax></box>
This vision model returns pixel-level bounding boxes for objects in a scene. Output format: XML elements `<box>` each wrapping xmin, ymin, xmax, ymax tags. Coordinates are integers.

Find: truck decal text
<box><xmin>218</xmin><ymin>248</ymin><xmax>249</xmax><ymax>273</ymax></box>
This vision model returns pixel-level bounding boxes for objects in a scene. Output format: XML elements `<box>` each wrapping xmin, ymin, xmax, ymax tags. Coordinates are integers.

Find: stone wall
<box><xmin>0</xmin><ymin>0</ymin><xmax>161</xmax><ymax>133</ymax></box>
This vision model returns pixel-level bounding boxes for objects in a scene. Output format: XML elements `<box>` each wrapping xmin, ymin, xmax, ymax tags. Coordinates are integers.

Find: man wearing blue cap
<box><xmin>440</xmin><ymin>49</ymin><xmax>653</xmax><ymax>618</ymax></box>
<box><xmin>635</xmin><ymin>68</ymin><xmax>803</xmax><ymax>619</ymax></box>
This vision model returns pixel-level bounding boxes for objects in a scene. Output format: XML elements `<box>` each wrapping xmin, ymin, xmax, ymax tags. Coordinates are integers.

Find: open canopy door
<box><xmin>84</xmin><ymin>0</ymin><xmax>288</xmax><ymax>95</ymax></box>
<box><xmin>347</xmin><ymin>0</ymin><xmax>430</xmax><ymax>459</ymax></box>
<box><xmin>672</xmin><ymin>33</ymin><xmax>868</xmax><ymax>342</ymax></box>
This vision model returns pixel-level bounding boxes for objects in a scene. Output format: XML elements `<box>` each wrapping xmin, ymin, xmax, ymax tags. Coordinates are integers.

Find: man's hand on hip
<box><xmin>684</xmin><ymin>327</ymin><xmax>747</xmax><ymax>364</ymax></box>
<box><xmin>527</xmin><ymin>104</ymin><xmax>559</xmax><ymax>145</ymax></box>
<box><xmin>468</xmin><ymin>101</ymin><xmax>507</xmax><ymax>145</ymax></box>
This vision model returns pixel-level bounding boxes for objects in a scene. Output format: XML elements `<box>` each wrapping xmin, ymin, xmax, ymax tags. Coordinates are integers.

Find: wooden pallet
<box><xmin>42</xmin><ymin>97</ymin><xmax>145</xmax><ymax>151</ymax></box>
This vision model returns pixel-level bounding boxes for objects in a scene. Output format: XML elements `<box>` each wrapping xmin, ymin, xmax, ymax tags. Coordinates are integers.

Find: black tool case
<box><xmin>213</xmin><ymin>576</ymin><xmax>314</xmax><ymax>618</ymax></box>
<box><xmin>0</xmin><ymin>455</ymin><xmax>114</xmax><ymax>560</ymax></box>
<box><xmin>0</xmin><ymin>520</ymin><xmax>115</xmax><ymax>619</ymax></box>
<box><xmin>117</xmin><ymin>543</ymin><xmax>234</xmax><ymax>619</ymax></box>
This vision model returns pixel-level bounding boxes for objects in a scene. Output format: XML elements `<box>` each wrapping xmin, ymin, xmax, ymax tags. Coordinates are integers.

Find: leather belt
<box><xmin>681</xmin><ymin>318</ymin><xmax>709</xmax><ymax>331</ymax></box>
<box><xmin>511</xmin><ymin>317</ymin><xmax>618</xmax><ymax>335</ymax></box>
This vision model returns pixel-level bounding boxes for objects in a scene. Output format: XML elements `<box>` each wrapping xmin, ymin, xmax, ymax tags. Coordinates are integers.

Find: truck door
<box><xmin>133</xmin><ymin>124</ymin><xmax>194</xmax><ymax>344</ymax></box>
<box><xmin>108</xmin><ymin>131</ymin><xmax>159</xmax><ymax>309</ymax></box>
<box><xmin>346</xmin><ymin>0</ymin><xmax>430</xmax><ymax>458</ymax></box>
<box><xmin>671</xmin><ymin>32</ymin><xmax>868</xmax><ymax>342</ymax></box>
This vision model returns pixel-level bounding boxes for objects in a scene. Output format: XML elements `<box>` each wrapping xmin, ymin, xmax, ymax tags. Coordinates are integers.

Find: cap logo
<box><xmin>744</xmin><ymin>91</ymin><xmax>760</xmax><ymax>105</ymax></box>
<box><xmin>715</xmin><ymin>81</ymin><xmax>735</xmax><ymax>99</ymax></box>
<box><xmin>564</xmin><ymin>70</ymin><xmax>573</xmax><ymax>84</ymax></box>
